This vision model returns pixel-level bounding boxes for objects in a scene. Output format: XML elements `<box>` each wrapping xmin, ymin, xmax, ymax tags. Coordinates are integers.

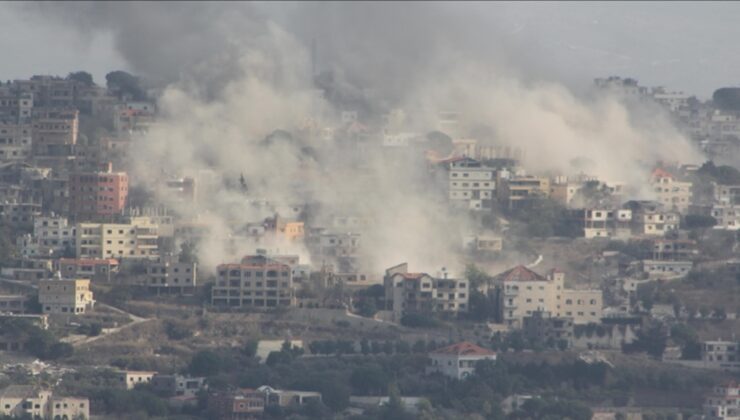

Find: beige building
<box><xmin>650</xmin><ymin>168</ymin><xmax>692</xmax><ymax>213</ymax></box>
<box><xmin>0</xmin><ymin>385</ymin><xmax>88</xmax><ymax>420</ymax></box>
<box><xmin>426</xmin><ymin>342</ymin><xmax>497</xmax><ymax>380</ymax></box>
<box><xmin>498</xmin><ymin>175</ymin><xmax>550</xmax><ymax>210</ymax></box>
<box><xmin>116</xmin><ymin>370</ymin><xmax>157</xmax><ymax>390</ymax></box>
<box><xmin>76</xmin><ymin>220</ymin><xmax>159</xmax><ymax>260</ymax></box>
<box><xmin>446</xmin><ymin>157</ymin><xmax>496</xmax><ymax>211</ymax></box>
<box><xmin>496</xmin><ymin>266</ymin><xmax>602</xmax><ymax>328</ymax></box>
<box><xmin>384</xmin><ymin>263</ymin><xmax>468</xmax><ymax>322</ymax></box>
<box><xmin>145</xmin><ymin>256</ymin><xmax>197</xmax><ymax>295</ymax></box>
<box><xmin>582</xmin><ymin>208</ymin><xmax>632</xmax><ymax>239</ymax></box>
<box><xmin>31</xmin><ymin>108</ymin><xmax>79</xmax><ymax>155</ymax></box>
<box><xmin>212</xmin><ymin>255</ymin><xmax>295</xmax><ymax>308</ymax></box>
<box><xmin>38</xmin><ymin>277</ymin><xmax>94</xmax><ymax>315</ymax></box>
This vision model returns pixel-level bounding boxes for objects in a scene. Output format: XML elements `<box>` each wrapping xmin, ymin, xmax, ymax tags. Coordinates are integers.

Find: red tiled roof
<box><xmin>651</xmin><ymin>168</ymin><xmax>674</xmax><ymax>179</ymax></box>
<box><xmin>496</xmin><ymin>265</ymin><xmax>547</xmax><ymax>282</ymax></box>
<box><xmin>430</xmin><ymin>341</ymin><xmax>496</xmax><ymax>356</ymax></box>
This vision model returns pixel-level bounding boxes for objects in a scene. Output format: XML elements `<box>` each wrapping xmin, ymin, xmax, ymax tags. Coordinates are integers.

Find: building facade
<box><xmin>212</xmin><ymin>255</ymin><xmax>295</xmax><ymax>308</ymax></box>
<box><xmin>384</xmin><ymin>263</ymin><xmax>468</xmax><ymax>322</ymax></box>
<box><xmin>38</xmin><ymin>277</ymin><xmax>94</xmax><ymax>315</ymax></box>
<box><xmin>76</xmin><ymin>220</ymin><xmax>158</xmax><ymax>260</ymax></box>
<box><xmin>426</xmin><ymin>342</ymin><xmax>497</xmax><ymax>380</ymax></box>
<box><xmin>69</xmin><ymin>162</ymin><xmax>128</xmax><ymax>219</ymax></box>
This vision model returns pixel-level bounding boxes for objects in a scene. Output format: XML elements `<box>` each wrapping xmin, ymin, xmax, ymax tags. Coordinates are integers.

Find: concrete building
<box><xmin>703</xmin><ymin>381</ymin><xmax>740</xmax><ymax>420</ymax></box>
<box><xmin>76</xmin><ymin>219</ymin><xmax>158</xmax><ymax>260</ymax></box>
<box><xmin>446</xmin><ymin>157</ymin><xmax>496</xmax><ymax>211</ymax></box>
<box><xmin>208</xmin><ymin>388</ymin><xmax>265</xmax><ymax>419</ymax></box>
<box><xmin>702</xmin><ymin>340</ymin><xmax>740</xmax><ymax>372</ymax></box>
<box><xmin>498</xmin><ymin>175</ymin><xmax>550</xmax><ymax>210</ymax></box>
<box><xmin>69</xmin><ymin>162</ymin><xmax>128</xmax><ymax>219</ymax></box>
<box><xmin>116</xmin><ymin>370</ymin><xmax>157</xmax><ymax>390</ymax></box>
<box><xmin>594</xmin><ymin>77</ymin><xmax>649</xmax><ymax>98</ymax></box>
<box><xmin>17</xmin><ymin>216</ymin><xmax>76</xmax><ymax>258</ymax></box>
<box><xmin>651</xmin><ymin>238</ymin><xmax>698</xmax><ymax>261</ymax></box>
<box><xmin>31</xmin><ymin>108</ymin><xmax>79</xmax><ymax>155</ymax></box>
<box><xmin>258</xmin><ymin>386</ymin><xmax>322</xmax><ymax>407</ymax></box>
<box><xmin>642</xmin><ymin>259</ymin><xmax>693</xmax><ymax>279</ymax></box>
<box><xmin>650</xmin><ymin>168</ymin><xmax>692</xmax><ymax>213</ymax></box>
<box><xmin>384</xmin><ymin>263</ymin><xmax>468</xmax><ymax>322</ymax></box>
<box><xmin>0</xmin><ymin>201</ymin><xmax>42</xmax><ymax>230</ymax></box>
<box><xmin>38</xmin><ymin>277</ymin><xmax>94</xmax><ymax>315</ymax></box>
<box><xmin>0</xmin><ymin>121</ymin><xmax>32</xmax><ymax>161</ymax></box>
<box><xmin>496</xmin><ymin>266</ymin><xmax>603</xmax><ymax>328</ymax></box>
<box><xmin>582</xmin><ymin>208</ymin><xmax>633</xmax><ymax>239</ymax></box>
<box><xmin>625</xmin><ymin>201</ymin><xmax>680</xmax><ymax>236</ymax></box>
<box><xmin>0</xmin><ymin>385</ymin><xmax>89</xmax><ymax>420</ymax></box>
<box><xmin>463</xmin><ymin>233</ymin><xmax>503</xmax><ymax>253</ymax></box>
<box><xmin>57</xmin><ymin>258</ymin><xmax>119</xmax><ymax>282</ymax></box>
<box><xmin>0</xmin><ymin>295</ymin><xmax>28</xmax><ymax>314</ymax></box>
<box><xmin>426</xmin><ymin>341</ymin><xmax>497</xmax><ymax>380</ymax></box>
<box><xmin>212</xmin><ymin>255</ymin><xmax>295</xmax><ymax>308</ymax></box>
<box><xmin>145</xmin><ymin>256</ymin><xmax>197</xmax><ymax>295</ymax></box>
<box><xmin>712</xmin><ymin>204</ymin><xmax>740</xmax><ymax>230</ymax></box>
<box><xmin>714</xmin><ymin>183</ymin><xmax>740</xmax><ymax>205</ymax></box>
<box><xmin>151</xmin><ymin>374</ymin><xmax>207</xmax><ymax>398</ymax></box>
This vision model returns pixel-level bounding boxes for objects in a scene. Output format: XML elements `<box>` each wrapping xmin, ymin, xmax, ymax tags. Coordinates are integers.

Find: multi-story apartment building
<box><xmin>703</xmin><ymin>381</ymin><xmax>740</xmax><ymax>420</ymax></box>
<box><xmin>383</xmin><ymin>263</ymin><xmax>468</xmax><ymax>322</ymax></box>
<box><xmin>0</xmin><ymin>87</ymin><xmax>33</xmax><ymax>122</ymax></box>
<box><xmin>145</xmin><ymin>256</ymin><xmax>197</xmax><ymax>295</ymax></box>
<box><xmin>0</xmin><ymin>201</ymin><xmax>42</xmax><ymax>230</ymax></box>
<box><xmin>650</xmin><ymin>168</ymin><xmax>692</xmax><ymax>213</ymax></box>
<box><xmin>0</xmin><ymin>295</ymin><xmax>28</xmax><ymax>314</ymax></box>
<box><xmin>76</xmin><ymin>219</ymin><xmax>159</xmax><ymax>260</ymax></box>
<box><xmin>712</xmin><ymin>204</ymin><xmax>740</xmax><ymax>230</ymax></box>
<box><xmin>498</xmin><ymin>175</ymin><xmax>550</xmax><ymax>210</ymax></box>
<box><xmin>69</xmin><ymin>162</ymin><xmax>129</xmax><ymax>220</ymax></box>
<box><xmin>582</xmin><ymin>208</ymin><xmax>633</xmax><ymax>239</ymax></box>
<box><xmin>446</xmin><ymin>157</ymin><xmax>496</xmax><ymax>211</ymax></box>
<box><xmin>624</xmin><ymin>201</ymin><xmax>680</xmax><ymax>236</ymax></box>
<box><xmin>31</xmin><ymin>108</ymin><xmax>79</xmax><ymax>155</ymax></box>
<box><xmin>17</xmin><ymin>216</ymin><xmax>76</xmax><ymax>258</ymax></box>
<box><xmin>701</xmin><ymin>340</ymin><xmax>740</xmax><ymax>372</ymax></box>
<box><xmin>650</xmin><ymin>239</ymin><xmax>698</xmax><ymax>261</ymax></box>
<box><xmin>0</xmin><ymin>121</ymin><xmax>32</xmax><ymax>160</ymax></box>
<box><xmin>496</xmin><ymin>266</ymin><xmax>603</xmax><ymax>328</ymax></box>
<box><xmin>151</xmin><ymin>374</ymin><xmax>207</xmax><ymax>398</ymax></box>
<box><xmin>0</xmin><ymin>385</ymin><xmax>89</xmax><ymax>420</ymax></box>
<box><xmin>114</xmin><ymin>102</ymin><xmax>157</xmax><ymax>133</ymax></box>
<box><xmin>38</xmin><ymin>277</ymin><xmax>94</xmax><ymax>315</ymax></box>
<box><xmin>714</xmin><ymin>183</ymin><xmax>740</xmax><ymax>205</ymax></box>
<box><xmin>212</xmin><ymin>255</ymin><xmax>296</xmax><ymax>308</ymax></box>
<box><xmin>57</xmin><ymin>258</ymin><xmax>119</xmax><ymax>282</ymax></box>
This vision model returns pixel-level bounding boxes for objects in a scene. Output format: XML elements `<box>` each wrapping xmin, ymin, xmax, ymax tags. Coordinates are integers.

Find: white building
<box><xmin>650</xmin><ymin>168</ymin><xmax>692</xmax><ymax>213</ymax></box>
<box><xmin>447</xmin><ymin>157</ymin><xmax>496</xmax><ymax>211</ymax></box>
<box><xmin>703</xmin><ymin>381</ymin><xmax>740</xmax><ymax>420</ymax></box>
<box><xmin>712</xmin><ymin>204</ymin><xmax>740</xmax><ymax>231</ymax></box>
<box><xmin>642</xmin><ymin>259</ymin><xmax>693</xmax><ymax>279</ymax></box>
<box><xmin>583</xmin><ymin>209</ymin><xmax>632</xmax><ymax>239</ymax></box>
<box><xmin>384</xmin><ymin>263</ymin><xmax>468</xmax><ymax>322</ymax></box>
<box><xmin>702</xmin><ymin>340</ymin><xmax>740</xmax><ymax>372</ymax></box>
<box><xmin>426</xmin><ymin>341</ymin><xmax>497</xmax><ymax>380</ymax></box>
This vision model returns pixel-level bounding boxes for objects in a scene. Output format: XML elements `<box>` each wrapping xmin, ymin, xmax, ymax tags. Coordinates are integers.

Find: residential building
<box><xmin>258</xmin><ymin>386</ymin><xmax>322</xmax><ymax>407</ymax></box>
<box><xmin>114</xmin><ymin>103</ymin><xmax>156</xmax><ymax>133</ymax></box>
<box><xmin>0</xmin><ymin>121</ymin><xmax>32</xmax><ymax>161</ymax></box>
<box><xmin>651</xmin><ymin>238</ymin><xmax>698</xmax><ymax>260</ymax></box>
<box><xmin>212</xmin><ymin>255</ymin><xmax>295</xmax><ymax>308</ymax></box>
<box><xmin>76</xmin><ymin>219</ymin><xmax>159</xmax><ymax>260</ymax></box>
<box><xmin>426</xmin><ymin>341</ymin><xmax>497</xmax><ymax>380</ymax></box>
<box><xmin>446</xmin><ymin>157</ymin><xmax>496</xmax><ymax>211</ymax></box>
<box><xmin>642</xmin><ymin>259</ymin><xmax>693</xmax><ymax>279</ymax></box>
<box><xmin>522</xmin><ymin>311</ymin><xmax>574</xmax><ymax>348</ymax></box>
<box><xmin>650</xmin><ymin>168</ymin><xmax>692</xmax><ymax>213</ymax></box>
<box><xmin>208</xmin><ymin>388</ymin><xmax>265</xmax><ymax>419</ymax></box>
<box><xmin>496</xmin><ymin>266</ymin><xmax>603</xmax><ymax>328</ymax></box>
<box><xmin>651</xmin><ymin>87</ymin><xmax>690</xmax><ymax>112</ymax></box>
<box><xmin>0</xmin><ymin>385</ymin><xmax>51</xmax><ymax>419</ymax></box>
<box><xmin>48</xmin><ymin>397</ymin><xmax>90</xmax><ymax>420</ymax></box>
<box><xmin>712</xmin><ymin>204</ymin><xmax>740</xmax><ymax>230</ymax></box>
<box><xmin>701</xmin><ymin>340</ymin><xmax>740</xmax><ymax>372</ymax></box>
<box><xmin>151</xmin><ymin>374</ymin><xmax>207</xmax><ymax>398</ymax></box>
<box><xmin>703</xmin><ymin>381</ymin><xmax>740</xmax><ymax>420</ymax></box>
<box><xmin>145</xmin><ymin>256</ymin><xmax>197</xmax><ymax>295</ymax></box>
<box><xmin>582</xmin><ymin>208</ymin><xmax>633</xmax><ymax>239</ymax></box>
<box><xmin>38</xmin><ymin>277</ymin><xmax>94</xmax><ymax>315</ymax></box>
<box><xmin>31</xmin><ymin>108</ymin><xmax>79</xmax><ymax>155</ymax></box>
<box><xmin>116</xmin><ymin>370</ymin><xmax>157</xmax><ymax>390</ymax></box>
<box><xmin>384</xmin><ymin>263</ymin><xmax>468</xmax><ymax>322</ymax></box>
<box><xmin>57</xmin><ymin>258</ymin><xmax>119</xmax><ymax>282</ymax></box>
<box><xmin>69</xmin><ymin>162</ymin><xmax>128</xmax><ymax>219</ymax></box>
<box><xmin>498</xmin><ymin>175</ymin><xmax>550</xmax><ymax>210</ymax></box>
<box><xmin>463</xmin><ymin>233</ymin><xmax>503</xmax><ymax>253</ymax></box>
<box><xmin>624</xmin><ymin>201</ymin><xmax>680</xmax><ymax>236</ymax></box>
<box><xmin>0</xmin><ymin>295</ymin><xmax>28</xmax><ymax>314</ymax></box>
<box><xmin>714</xmin><ymin>183</ymin><xmax>740</xmax><ymax>205</ymax></box>
<box><xmin>0</xmin><ymin>87</ymin><xmax>33</xmax><ymax>122</ymax></box>
<box><xmin>17</xmin><ymin>216</ymin><xmax>76</xmax><ymax>258</ymax></box>
<box><xmin>594</xmin><ymin>77</ymin><xmax>649</xmax><ymax>98</ymax></box>
<box><xmin>0</xmin><ymin>201</ymin><xmax>42</xmax><ymax>230</ymax></box>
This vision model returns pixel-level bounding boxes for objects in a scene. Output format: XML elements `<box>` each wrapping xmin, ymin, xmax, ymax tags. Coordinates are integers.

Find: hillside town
<box><xmin>0</xmin><ymin>3</ymin><xmax>739</xmax><ymax>420</ymax></box>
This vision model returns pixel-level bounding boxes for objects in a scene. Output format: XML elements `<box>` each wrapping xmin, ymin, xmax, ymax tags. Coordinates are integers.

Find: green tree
<box><xmin>67</xmin><ymin>71</ymin><xmax>94</xmax><ymax>86</ymax></box>
<box><xmin>188</xmin><ymin>350</ymin><xmax>223</xmax><ymax>376</ymax></box>
<box><xmin>350</xmin><ymin>366</ymin><xmax>390</xmax><ymax>395</ymax></box>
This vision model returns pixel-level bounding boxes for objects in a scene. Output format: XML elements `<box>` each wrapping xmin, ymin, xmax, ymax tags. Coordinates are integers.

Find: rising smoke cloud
<box><xmin>22</xmin><ymin>2</ymin><xmax>703</xmax><ymax>274</ymax></box>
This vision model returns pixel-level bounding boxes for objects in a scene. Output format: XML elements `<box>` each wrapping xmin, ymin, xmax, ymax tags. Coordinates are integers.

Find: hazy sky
<box><xmin>2</xmin><ymin>2</ymin><xmax>739</xmax><ymax>99</ymax></box>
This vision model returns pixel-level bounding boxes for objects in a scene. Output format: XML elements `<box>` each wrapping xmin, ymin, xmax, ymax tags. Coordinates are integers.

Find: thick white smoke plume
<box><xmin>22</xmin><ymin>3</ymin><xmax>702</xmax><ymax>274</ymax></box>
